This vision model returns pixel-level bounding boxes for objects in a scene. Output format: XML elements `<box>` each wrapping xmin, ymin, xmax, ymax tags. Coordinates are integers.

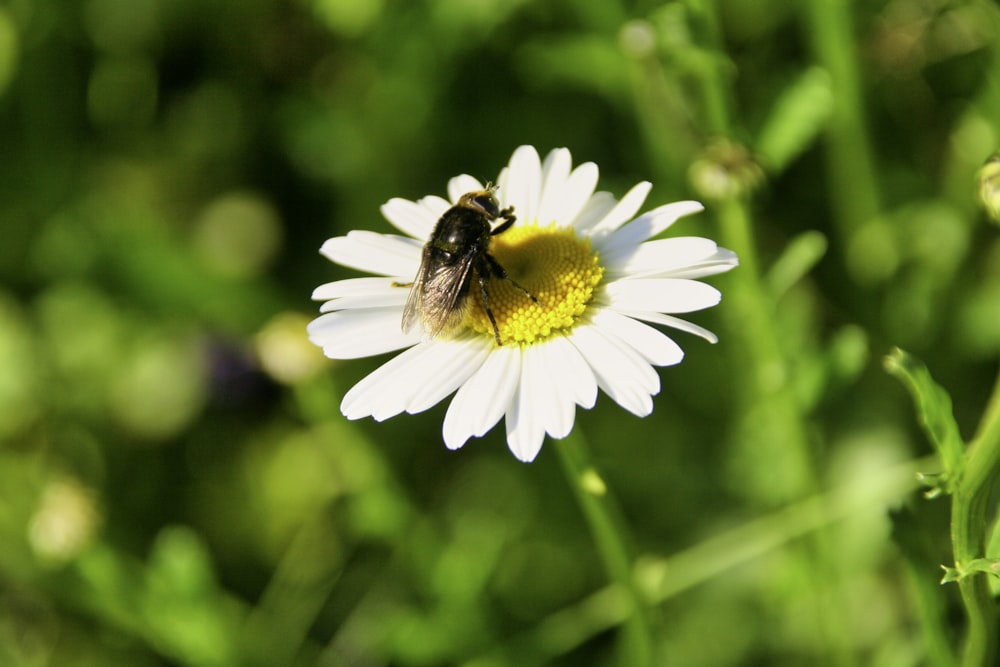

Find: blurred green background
<box><xmin>2</xmin><ymin>0</ymin><xmax>1000</xmax><ymax>665</ymax></box>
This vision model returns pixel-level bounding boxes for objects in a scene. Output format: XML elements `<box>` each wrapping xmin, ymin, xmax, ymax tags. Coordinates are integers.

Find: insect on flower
<box><xmin>309</xmin><ymin>146</ymin><xmax>739</xmax><ymax>461</ymax></box>
<box><xmin>401</xmin><ymin>185</ymin><xmax>538</xmax><ymax>345</ymax></box>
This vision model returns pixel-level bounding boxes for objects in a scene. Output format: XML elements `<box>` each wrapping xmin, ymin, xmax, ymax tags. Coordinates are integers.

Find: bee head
<box><xmin>458</xmin><ymin>185</ymin><xmax>501</xmax><ymax>218</ymax></box>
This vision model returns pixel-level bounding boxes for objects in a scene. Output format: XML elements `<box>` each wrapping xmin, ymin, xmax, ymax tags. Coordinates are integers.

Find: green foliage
<box><xmin>2</xmin><ymin>0</ymin><xmax>1000</xmax><ymax>666</ymax></box>
<box><xmin>754</xmin><ymin>67</ymin><xmax>834</xmax><ymax>174</ymax></box>
<box><xmin>884</xmin><ymin>348</ymin><xmax>965</xmax><ymax>493</ymax></box>
<box><xmin>941</xmin><ymin>558</ymin><xmax>1000</xmax><ymax>585</ymax></box>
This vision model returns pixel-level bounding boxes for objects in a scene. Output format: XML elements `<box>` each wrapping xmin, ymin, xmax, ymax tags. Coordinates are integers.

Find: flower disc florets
<box><xmin>469</xmin><ymin>224</ymin><xmax>603</xmax><ymax>345</ymax></box>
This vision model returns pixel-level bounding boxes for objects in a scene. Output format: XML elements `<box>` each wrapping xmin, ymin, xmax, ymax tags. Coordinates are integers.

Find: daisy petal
<box><xmin>443</xmin><ymin>345</ymin><xmax>521</xmax><ymax>449</ymax></box>
<box><xmin>520</xmin><ymin>340</ymin><xmax>583</xmax><ymax>441</ymax></box>
<box><xmin>501</xmin><ymin>145</ymin><xmax>543</xmax><ymax>222</ymax></box>
<box><xmin>510</xmin><ymin>346</ymin><xmax>556</xmax><ymax>454</ymax></box>
<box><xmin>547</xmin><ymin>334</ymin><xmax>598</xmax><ymax>409</ymax></box>
<box><xmin>506</xmin><ymin>376</ymin><xmax>545</xmax><ymax>463</ymax></box>
<box><xmin>530</xmin><ymin>336</ymin><xmax>597</xmax><ymax>442</ymax></box>
<box><xmin>380</xmin><ymin>198</ymin><xmax>441</xmax><ymax>239</ymax></box>
<box><xmin>404</xmin><ymin>339</ymin><xmax>491</xmax><ymax>414</ymax></box>
<box><xmin>587</xmin><ymin>181</ymin><xmax>652</xmax><ymax>238</ymax></box>
<box><xmin>341</xmin><ymin>339</ymin><xmax>484</xmax><ymax>421</ymax></box>
<box><xmin>505</xmin><ymin>337</ymin><xmax>594</xmax><ymax>460</ymax></box>
<box><xmin>308</xmin><ymin>308</ymin><xmax>419</xmax><ymax>359</ymax></box>
<box><xmin>315</xmin><ymin>278</ymin><xmax>408</xmax><ymax>311</ymax></box>
<box><xmin>659</xmin><ymin>248</ymin><xmax>739</xmax><ymax>279</ymax></box>
<box><xmin>537</xmin><ymin>148</ymin><xmax>571</xmax><ymax>224</ymax></box>
<box><xmin>598</xmin><ymin>200</ymin><xmax>705</xmax><ymax>253</ymax></box>
<box><xmin>605</xmin><ymin>244</ymin><xmax>739</xmax><ymax>281</ymax></box>
<box><xmin>340</xmin><ymin>343</ymin><xmax>430</xmax><ymax>420</ymax></box>
<box><xmin>448</xmin><ymin>175</ymin><xmax>485</xmax><ymax>202</ymax></box>
<box><xmin>617</xmin><ymin>310</ymin><xmax>720</xmax><ymax>344</ymax></box>
<box><xmin>602</xmin><ymin>237</ymin><xmax>721</xmax><ymax>278</ymax></box>
<box><xmin>555</xmin><ymin>161</ymin><xmax>601</xmax><ymax>226</ymax></box>
<box><xmin>418</xmin><ymin>195</ymin><xmax>452</xmax><ymax>215</ymax></box>
<box><xmin>604</xmin><ymin>278</ymin><xmax>722</xmax><ymax>313</ymax></box>
<box><xmin>590</xmin><ymin>309</ymin><xmax>684</xmax><ymax>366</ymax></box>
<box><xmin>571</xmin><ymin>191</ymin><xmax>618</xmax><ymax>232</ymax></box>
<box><xmin>320</xmin><ymin>232</ymin><xmax>422</xmax><ymax>278</ymax></box>
<box><xmin>569</xmin><ymin>324</ymin><xmax>659</xmax><ymax>417</ymax></box>
<box><xmin>318</xmin><ymin>293</ymin><xmax>406</xmax><ymax>312</ymax></box>
<box><xmin>313</xmin><ymin>276</ymin><xmax>401</xmax><ymax>301</ymax></box>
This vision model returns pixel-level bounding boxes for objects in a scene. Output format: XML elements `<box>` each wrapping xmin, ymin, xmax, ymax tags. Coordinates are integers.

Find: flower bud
<box><xmin>977</xmin><ymin>151</ymin><xmax>1000</xmax><ymax>225</ymax></box>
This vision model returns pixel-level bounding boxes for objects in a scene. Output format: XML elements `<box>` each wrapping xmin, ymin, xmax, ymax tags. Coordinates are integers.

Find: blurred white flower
<box><xmin>309</xmin><ymin>146</ymin><xmax>738</xmax><ymax>462</ymax></box>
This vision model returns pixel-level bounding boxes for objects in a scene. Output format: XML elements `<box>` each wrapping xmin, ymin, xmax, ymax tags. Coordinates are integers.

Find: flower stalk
<box><xmin>951</xmin><ymin>365</ymin><xmax>1000</xmax><ymax>667</ymax></box>
<box><xmin>671</xmin><ymin>1</ymin><xmax>861</xmax><ymax>663</ymax></box>
<box><xmin>801</xmin><ymin>0</ymin><xmax>881</xmax><ymax>244</ymax></box>
<box><xmin>554</xmin><ymin>430</ymin><xmax>653</xmax><ymax>667</ymax></box>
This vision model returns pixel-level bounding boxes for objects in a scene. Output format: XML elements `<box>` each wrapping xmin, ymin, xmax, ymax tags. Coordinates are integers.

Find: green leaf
<box><xmin>884</xmin><ymin>348</ymin><xmax>965</xmax><ymax>490</ymax></box>
<box><xmin>755</xmin><ymin>67</ymin><xmax>833</xmax><ymax>174</ymax></box>
<box><xmin>940</xmin><ymin>558</ymin><xmax>1000</xmax><ymax>584</ymax></box>
<box><xmin>764</xmin><ymin>230</ymin><xmax>828</xmax><ymax>300</ymax></box>
<box><xmin>140</xmin><ymin>527</ymin><xmax>240</xmax><ymax>666</ymax></box>
<box><xmin>941</xmin><ymin>564</ymin><xmax>960</xmax><ymax>584</ymax></box>
<box><xmin>915</xmin><ymin>471</ymin><xmax>947</xmax><ymax>499</ymax></box>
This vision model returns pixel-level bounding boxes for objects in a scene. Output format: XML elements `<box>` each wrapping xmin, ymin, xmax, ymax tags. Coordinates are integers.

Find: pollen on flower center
<box><xmin>466</xmin><ymin>223</ymin><xmax>604</xmax><ymax>345</ymax></box>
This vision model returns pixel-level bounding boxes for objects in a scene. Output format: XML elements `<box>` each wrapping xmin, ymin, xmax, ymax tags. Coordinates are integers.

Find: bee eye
<box><xmin>473</xmin><ymin>194</ymin><xmax>499</xmax><ymax>216</ymax></box>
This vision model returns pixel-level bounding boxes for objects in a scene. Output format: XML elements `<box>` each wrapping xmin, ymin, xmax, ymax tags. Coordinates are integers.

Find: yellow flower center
<box><xmin>466</xmin><ymin>223</ymin><xmax>604</xmax><ymax>345</ymax></box>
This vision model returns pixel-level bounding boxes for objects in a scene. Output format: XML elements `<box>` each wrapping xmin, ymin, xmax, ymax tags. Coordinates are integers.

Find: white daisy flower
<box><xmin>308</xmin><ymin>146</ymin><xmax>738</xmax><ymax>462</ymax></box>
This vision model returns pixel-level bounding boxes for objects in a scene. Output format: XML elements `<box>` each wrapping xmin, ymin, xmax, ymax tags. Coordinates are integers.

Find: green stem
<box><xmin>680</xmin><ymin>3</ymin><xmax>859</xmax><ymax>664</ymax></box>
<box><xmin>684</xmin><ymin>0</ymin><xmax>731</xmax><ymax>135</ymax></box>
<box><xmin>713</xmin><ymin>198</ymin><xmax>819</xmax><ymax>500</ymax></box>
<box><xmin>952</xmin><ymin>367</ymin><xmax>1000</xmax><ymax>667</ymax></box>
<box><xmin>801</xmin><ymin>0</ymin><xmax>881</xmax><ymax>242</ymax></box>
<box><xmin>686</xmin><ymin>0</ymin><xmax>818</xmax><ymax>501</ymax></box>
<box><xmin>714</xmin><ymin>193</ymin><xmax>858</xmax><ymax>667</ymax></box>
<box><xmin>554</xmin><ymin>431</ymin><xmax>653</xmax><ymax>667</ymax></box>
<box><xmin>685</xmin><ymin>1</ymin><xmax>809</xmax><ymax>473</ymax></box>
<box><xmin>966</xmin><ymin>366</ymin><xmax>1000</xmax><ymax>495</ymax></box>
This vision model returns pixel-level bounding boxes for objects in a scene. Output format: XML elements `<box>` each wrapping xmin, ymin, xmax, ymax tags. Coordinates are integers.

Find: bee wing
<box><xmin>401</xmin><ymin>247</ymin><xmax>475</xmax><ymax>339</ymax></box>
<box><xmin>401</xmin><ymin>252</ymin><xmax>432</xmax><ymax>334</ymax></box>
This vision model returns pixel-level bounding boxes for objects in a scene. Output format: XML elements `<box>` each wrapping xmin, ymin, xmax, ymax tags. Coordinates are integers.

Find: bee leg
<box><xmin>486</xmin><ymin>255</ymin><xmax>539</xmax><ymax>304</ymax></box>
<box><xmin>490</xmin><ymin>206</ymin><xmax>517</xmax><ymax>236</ymax></box>
<box><xmin>477</xmin><ymin>271</ymin><xmax>503</xmax><ymax>346</ymax></box>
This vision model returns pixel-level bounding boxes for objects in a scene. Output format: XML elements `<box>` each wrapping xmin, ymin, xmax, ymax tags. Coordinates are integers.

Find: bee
<box><xmin>402</xmin><ymin>185</ymin><xmax>537</xmax><ymax>345</ymax></box>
